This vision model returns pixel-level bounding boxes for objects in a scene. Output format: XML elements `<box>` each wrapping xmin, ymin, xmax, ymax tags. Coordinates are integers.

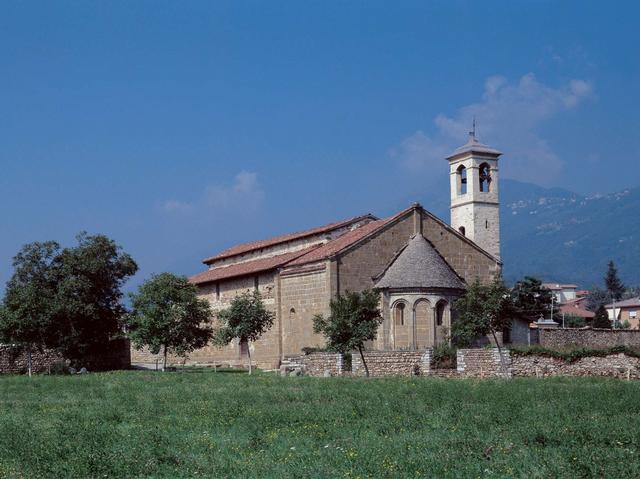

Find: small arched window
<box><xmin>289</xmin><ymin>308</ymin><xmax>296</xmax><ymax>320</ymax></box>
<box><xmin>457</xmin><ymin>165</ymin><xmax>468</xmax><ymax>195</ymax></box>
<box><xmin>436</xmin><ymin>302</ymin><xmax>447</xmax><ymax>326</ymax></box>
<box><xmin>479</xmin><ymin>163</ymin><xmax>491</xmax><ymax>192</ymax></box>
<box><xmin>458</xmin><ymin>226</ymin><xmax>466</xmax><ymax>236</ymax></box>
<box><xmin>394</xmin><ymin>303</ymin><xmax>405</xmax><ymax>326</ymax></box>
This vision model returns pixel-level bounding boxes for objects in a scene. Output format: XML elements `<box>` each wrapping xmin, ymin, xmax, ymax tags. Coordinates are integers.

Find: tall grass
<box><xmin>0</xmin><ymin>371</ymin><xmax>639</xmax><ymax>478</ymax></box>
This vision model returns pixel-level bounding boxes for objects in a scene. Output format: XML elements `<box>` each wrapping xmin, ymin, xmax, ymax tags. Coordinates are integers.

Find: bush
<box><xmin>510</xmin><ymin>344</ymin><xmax>640</xmax><ymax>363</ymax></box>
<box><xmin>301</xmin><ymin>346</ymin><xmax>329</xmax><ymax>355</ymax></box>
<box><xmin>49</xmin><ymin>361</ymin><xmax>70</xmax><ymax>375</ymax></box>
<box><xmin>432</xmin><ymin>343</ymin><xmax>457</xmax><ymax>369</ymax></box>
<box><xmin>564</xmin><ymin>314</ymin><xmax>586</xmax><ymax>328</ymax></box>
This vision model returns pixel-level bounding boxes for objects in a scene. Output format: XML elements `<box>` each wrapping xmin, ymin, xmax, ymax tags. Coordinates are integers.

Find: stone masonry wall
<box><xmin>0</xmin><ymin>345</ymin><xmax>63</xmax><ymax>374</ymax></box>
<box><xmin>351</xmin><ymin>350</ymin><xmax>432</xmax><ymax>377</ymax></box>
<box><xmin>421</xmin><ymin>212</ymin><xmax>500</xmax><ymax>285</ymax></box>
<box><xmin>138</xmin><ymin>272</ymin><xmax>281</xmax><ymax>370</ymax></box>
<box><xmin>279</xmin><ymin>266</ymin><xmax>330</xmax><ymax>356</ymax></box>
<box><xmin>0</xmin><ymin>339</ymin><xmax>130</xmax><ymax>374</ymax></box>
<box><xmin>511</xmin><ymin>353</ymin><xmax>640</xmax><ymax>379</ymax></box>
<box><xmin>303</xmin><ymin>352</ymin><xmax>344</xmax><ymax>377</ymax></box>
<box><xmin>337</xmin><ymin>214</ymin><xmax>415</xmax><ymax>294</ymax></box>
<box><xmin>456</xmin><ymin>348</ymin><xmax>511</xmax><ymax>378</ymax></box>
<box><xmin>539</xmin><ymin>328</ymin><xmax>640</xmax><ymax>349</ymax></box>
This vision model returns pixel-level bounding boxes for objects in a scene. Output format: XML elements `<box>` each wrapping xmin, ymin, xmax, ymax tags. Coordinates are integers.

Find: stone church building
<box><xmin>132</xmin><ymin>133</ymin><xmax>503</xmax><ymax>369</ymax></box>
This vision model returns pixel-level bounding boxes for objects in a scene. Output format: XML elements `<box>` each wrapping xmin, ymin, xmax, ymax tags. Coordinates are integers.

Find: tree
<box><xmin>564</xmin><ymin>314</ymin><xmax>586</xmax><ymax>328</ymax></box>
<box><xmin>0</xmin><ymin>242</ymin><xmax>60</xmax><ymax>376</ymax></box>
<box><xmin>51</xmin><ymin>233</ymin><xmax>138</xmax><ymax>362</ymax></box>
<box><xmin>127</xmin><ymin>273</ymin><xmax>213</xmax><ymax>372</ymax></box>
<box><xmin>586</xmin><ymin>287</ymin><xmax>609</xmax><ymax>312</ymax></box>
<box><xmin>452</xmin><ymin>276</ymin><xmax>514</xmax><ymax>375</ymax></box>
<box><xmin>312</xmin><ymin>290</ymin><xmax>383</xmax><ymax>378</ymax></box>
<box><xmin>592</xmin><ymin>305</ymin><xmax>612</xmax><ymax>329</ymax></box>
<box><xmin>605</xmin><ymin>261</ymin><xmax>625</xmax><ymax>329</ymax></box>
<box><xmin>605</xmin><ymin>261</ymin><xmax>625</xmax><ymax>301</ymax></box>
<box><xmin>510</xmin><ymin>276</ymin><xmax>552</xmax><ymax>321</ymax></box>
<box><xmin>214</xmin><ymin>290</ymin><xmax>274</xmax><ymax>374</ymax></box>
<box><xmin>0</xmin><ymin>233</ymin><xmax>137</xmax><ymax>371</ymax></box>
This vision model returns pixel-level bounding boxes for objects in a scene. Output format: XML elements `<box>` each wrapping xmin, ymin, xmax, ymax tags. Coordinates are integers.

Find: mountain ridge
<box><xmin>419</xmin><ymin>178</ymin><xmax>639</xmax><ymax>287</ymax></box>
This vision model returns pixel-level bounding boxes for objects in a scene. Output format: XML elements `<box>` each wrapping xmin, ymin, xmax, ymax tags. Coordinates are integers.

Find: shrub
<box><xmin>564</xmin><ymin>314</ymin><xmax>586</xmax><ymax>328</ymax></box>
<box><xmin>510</xmin><ymin>344</ymin><xmax>640</xmax><ymax>363</ymax></box>
<box><xmin>49</xmin><ymin>361</ymin><xmax>70</xmax><ymax>375</ymax></box>
<box><xmin>432</xmin><ymin>343</ymin><xmax>457</xmax><ymax>369</ymax></box>
<box><xmin>301</xmin><ymin>346</ymin><xmax>328</xmax><ymax>355</ymax></box>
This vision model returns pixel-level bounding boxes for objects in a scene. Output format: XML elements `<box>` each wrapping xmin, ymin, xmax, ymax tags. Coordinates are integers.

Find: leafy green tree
<box><xmin>510</xmin><ymin>276</ymin><xmax>552</xmax><ymax>321</ymax></box>
<box><xmin>0</xmin><ymin>242</ymin><xmax>60</xmax><ymax>376</ymax></box>
<box><xmin>312</xmin><ymin>290</ymin><xmax>382</xmax><ymax>377</ymax></box>
<box><xmin>592</xmin><ymin>305</ymin><xmax>612</xmax><ymax>329</ymax></box>
<box><xmin>1</xmin><ymin>234</ymin><xmax>137</xmax><ymax>370</ymax></box>
<box><xmin>52</xmin><ymin>233</ymin><xmax>138</xmax><ymax>362</ymax></box>
<box><xmin>214</xmin><ymin>290</ymin><xmax>274</xmax><ymax>374</ymax></box>
<box><xmin>128</xmin><ymin>273</ymin><xmax>213</xmax><ymax>371</ymax></box>
<box><xmin>452</xmin><ymin>276</ymin><xmax>514</xmax><ymax>375</ymax></box>
<box><xmin>563</xmin><ymin>314</ymin><xmax>586</xmax><ymax>328</ymax></box>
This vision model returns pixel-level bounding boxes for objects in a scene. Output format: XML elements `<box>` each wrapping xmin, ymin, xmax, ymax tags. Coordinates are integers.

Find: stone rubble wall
<box><xmin>351</xmin><ymin>350</ymin><xmax>432</xmax><ymax>377</ymax></box>
<box><xmin>457</xmin><ymin>348</ymin><xmax>512</xmax><ymax>378</ymax></box>
<box><xmin>280</xmin><ymin>352</ymin><xmax>343</xmax><ymax>377</ymax></box>
<box><xmin>511</xmin><ymin>353</ymin><xmax>640</xmax><ymax>379</ymax></box>
<box><xmin>302</xmin><ymin>352</ymin><xmax>343</xmax><ymax>377</ymax></box>
<box><xmin>0</xmin><ymin>339</ymin><xmax>131</xmax><ymax>374</ymax></box>
<box><xmin>538</xmin><ymin>328</ymin><xmax>640</xmax><ymax>349</ymax></box>
<box><xmin>0</xmin><ymin>345</ymin><xmax>64</xmax><ymax>374</ymax></box>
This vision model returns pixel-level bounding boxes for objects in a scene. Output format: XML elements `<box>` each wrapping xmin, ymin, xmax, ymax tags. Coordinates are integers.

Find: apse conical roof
<box><xmin>375</xmin><ymin>234</ymin><xmax>466</xmax><ymax>290</ymax></box>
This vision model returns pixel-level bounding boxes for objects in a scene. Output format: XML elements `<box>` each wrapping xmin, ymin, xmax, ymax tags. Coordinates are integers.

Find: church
<box><xmin>141</xmin><ymin>133</ymin><xmax>503</xmax><ymax>369</ymax></box>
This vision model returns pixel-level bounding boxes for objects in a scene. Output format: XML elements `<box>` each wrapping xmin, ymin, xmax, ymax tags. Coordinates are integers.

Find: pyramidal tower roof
<box><xmin>446</xmin><ymin>132</ymin><xmax>502</xmax><ymax>160</ymax></box>
<box><xmin>375</xmin><ymin>234</ymin><xmax>466</xmax><ymax>290</ymax></box>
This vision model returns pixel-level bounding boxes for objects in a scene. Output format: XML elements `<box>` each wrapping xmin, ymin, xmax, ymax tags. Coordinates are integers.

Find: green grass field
<box><xmin>1</xmin><ymin>371</ymin><xmax>639</xmax><ymax>478</ymax></box>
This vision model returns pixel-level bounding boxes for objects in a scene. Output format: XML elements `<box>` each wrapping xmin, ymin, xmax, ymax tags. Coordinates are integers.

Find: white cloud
<box><xmin>393</xmin><ymin>73</ymin><xmax>593</xmax><ymax>184</ymax></box>
<box><xmin>163</xmin><ymin>171</ymin><xmax>264</xmax><ymax>215</ymax></box>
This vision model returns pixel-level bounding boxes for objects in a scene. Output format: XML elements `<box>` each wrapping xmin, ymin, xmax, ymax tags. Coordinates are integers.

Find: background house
<box><xmin>605</xmin><ymin>297</ymin><xmax>640</xmax><ymax>329</ymax></box>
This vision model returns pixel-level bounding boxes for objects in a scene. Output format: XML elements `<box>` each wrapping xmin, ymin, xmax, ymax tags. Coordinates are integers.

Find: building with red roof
<box><xmin>131</xmin><ymin>134</ymin><xmax>505</xmax><ymax>369</ymax></box>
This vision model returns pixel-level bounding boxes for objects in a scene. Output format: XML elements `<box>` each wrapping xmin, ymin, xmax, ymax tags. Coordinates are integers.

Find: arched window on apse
<box><xmin>394</xmin><ymin>303</ymin><xmax>405</xmax><ymax>326</ymax></box>
<box><xmin>436</xmin><ymin>302</ymin><xmax>447</xmax><ymax>326</ymax></box>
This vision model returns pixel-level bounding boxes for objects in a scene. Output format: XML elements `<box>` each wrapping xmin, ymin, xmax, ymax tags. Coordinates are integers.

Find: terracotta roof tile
<box><xmin>605</xmin><ymin>297</ymin><xmax>640</xmax><ymax>309</ymax></box>
<box><xmin>202</xmin><ymin>214</ymin><xmax>374</xmax><ymax>264</ymax></box>
<box><xmin>559</xmin><ymin>303</ymin><xmax>595</xmax><ymax>319</ymax></box>
<box><xmin>287</xmin><ymin>207</ymin><xmax>413</xmax><ymax>267</ymax></box>
<box><xmin>190</xmin><ymin>245</ymin><xmax>320</xmax><ymax>285</ymax></box>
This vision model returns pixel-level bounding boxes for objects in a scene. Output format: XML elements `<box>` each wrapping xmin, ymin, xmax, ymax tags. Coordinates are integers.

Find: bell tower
<box><xmin>446</xmin><ymin>126</ymin><xmax>502</xmax><ymax>259</ymax></box>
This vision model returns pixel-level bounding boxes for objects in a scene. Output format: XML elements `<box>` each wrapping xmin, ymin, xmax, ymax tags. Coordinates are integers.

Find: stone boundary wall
<box><xmin>0</xmin><ymin>339</ymin><xmax>131</xmax><ymax>374</ymax></box>
<box><xmin>351</xmin><ymin>351</ymin><xmax>432</xmax><ymax>377</ymax></box>
<box><xmin>457</xmin><ymin>348</ymin><xmax>511</xmax><ymax>378</ymax></box>
<box><xmin>0</xmin><ymin>345</ymin><xmax>63</xmax><ymax>374</ymax></box>
<box><xmin>302</xmin><ymin>353</ymin><xmax>343</xmax><ymax>377</ymax></box>
<box><xmin>539</xmin><ymin>328</ymin><xmax>640</xmax><ymax>349</ymax></box>
<box><xmin>511</xmin><ymin>353</ymin><xmax>640</xmax><ymax>379</ymax></box>
<box><xmin>280</xmin><ymin>353</ymin><xmax>343</xmax><ymax>377</ymax></box>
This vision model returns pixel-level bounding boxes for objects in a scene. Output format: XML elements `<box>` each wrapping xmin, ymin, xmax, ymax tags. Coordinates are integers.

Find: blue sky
<box><xmin>1</xmin><ymin>1</ymin><xmax>638</xmax><ymax>289</ymax></box>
